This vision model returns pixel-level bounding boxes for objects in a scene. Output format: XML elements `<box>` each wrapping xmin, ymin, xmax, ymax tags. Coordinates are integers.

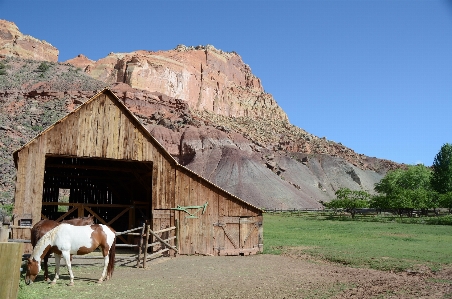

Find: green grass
<box><xmin>17</xmin><ymin>264</ymin><xmax>106</xmax><ymax>299</ymax></box>
<box><xmin>263</xmin><ymin>213</ymin><xmax>452</xmax><ymax>272</ymax></box>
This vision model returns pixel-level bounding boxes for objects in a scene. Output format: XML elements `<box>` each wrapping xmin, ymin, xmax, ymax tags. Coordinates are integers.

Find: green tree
<box><xmin>439</xmin><ymin>192</ymin><xmax>452</xmax><ymax>213</ymax></box>
<box><xmin>373</xmin><ymin>164</ymin><xmax>434</xmax><ymax>216</ymax></box>
<box><xmin>323</xmin><ymin>188</ymin><xmax>370</xmax><ymax>218</ymax></box>
<box><xmin>431</xmin><ymin>143</ymin><xmax>452</xmax><ymax>194</ymax></box>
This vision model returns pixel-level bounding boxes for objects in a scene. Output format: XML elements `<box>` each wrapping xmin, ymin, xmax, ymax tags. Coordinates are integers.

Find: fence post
<box><xmin>136</xmin><ymin>225</ymin><xmax>145</xmax><ymax>268</ymax></box>
<box><xmin>0</xmin><ymin>242</ymin><xmax>24</xmax><ymax>299</ymax></box>
<box><xmin>174</xmin><ymin>219</ymin><xmax>179</xmax><ymax>257</ymax></box>
<box><xmin>142</xmin><ymin>224</ymin><xmax>150</xmax><ymax>269</ymax></box>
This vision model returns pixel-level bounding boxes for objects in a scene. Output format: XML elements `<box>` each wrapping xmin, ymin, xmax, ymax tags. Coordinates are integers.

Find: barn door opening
<box><xmin>41</xmin><ymin>155</ymin><xmax>153</xmax><ymax>244</ymax></box>
<box><xmin>213</xmin><ymin>216</ymin><xmax>262</xmax><ymax>256</ymax></box>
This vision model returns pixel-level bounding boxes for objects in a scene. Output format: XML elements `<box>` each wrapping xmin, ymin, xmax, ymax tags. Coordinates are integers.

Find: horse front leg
<box><xmin>43</xmin><ymin>254</ymin><xmax>50</xmax><ymax>281</ymax></box>
<box><xmin>62</xmin><ymin>251</ymin><xmax>75</xmax><ymax>286</ymax></box>
<box><xmin>50</xmin><ymin>254</ymin><xmax>60</xmax><ymax>285</ymax></box>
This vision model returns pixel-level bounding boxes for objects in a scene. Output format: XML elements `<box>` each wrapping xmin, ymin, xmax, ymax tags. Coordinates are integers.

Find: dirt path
<box><xmin>48</xmin><ymin>252</ymin><xmax>452</xmax><ymax>299</ymax></box>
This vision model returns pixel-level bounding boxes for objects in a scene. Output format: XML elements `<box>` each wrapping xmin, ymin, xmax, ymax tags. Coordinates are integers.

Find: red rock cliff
<box><xmin>65</xmin><ymin>45</ymin><xmax>286</xmax><ymax>122</ymax></box>
<box><xmin>0</xmin><ymin>20</ymin><xmax>58</xmax><ymax>62</ymax></box>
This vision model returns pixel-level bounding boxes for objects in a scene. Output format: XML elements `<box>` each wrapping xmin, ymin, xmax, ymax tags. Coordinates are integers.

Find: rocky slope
<box><xmin>0</xmin><ymin>20</ymin><xmax>402</xmax><ymax>209</ymax></box>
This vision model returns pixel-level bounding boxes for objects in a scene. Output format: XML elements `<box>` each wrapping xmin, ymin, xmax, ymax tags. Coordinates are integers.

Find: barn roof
<box><xmin>13</xmin><ymin>88</ymin><xmax>263</xmax><ymax>212</ymax></box>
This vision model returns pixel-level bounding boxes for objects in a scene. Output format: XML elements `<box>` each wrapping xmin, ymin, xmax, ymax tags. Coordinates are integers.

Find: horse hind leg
<box><xmin>98</xmin><ymin>255</ymin><xmax>110</xmax><ymax>283</ymax></box>
<box><xmin>98</xmin><ymin>246</ymin><xmax>110</xmax><ymax>283</ymax></box>
<box><xmin>50</xmin><ymin>254</ymin><xmax>61</xmax><ymax>285</ymax></box>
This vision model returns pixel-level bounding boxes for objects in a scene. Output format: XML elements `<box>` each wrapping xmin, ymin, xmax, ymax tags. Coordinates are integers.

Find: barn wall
<box><xmin>174</xmin><ymin>166</ymin><xmax>262</xmax><ymax>255</ymax></box>
<box><xmin>14</xmin><ymin>138</ymin><xmax>47</xmax><ymax>240</ymax></box>
<box><xmin>13</xmin><ymin>92</ymin><xmax>178</xmax><ymax>238</ymax></box>
<box><xmin>44</xmin><ymin>94</ymin><xmax>163</xmax><ymax>161</ymax></box>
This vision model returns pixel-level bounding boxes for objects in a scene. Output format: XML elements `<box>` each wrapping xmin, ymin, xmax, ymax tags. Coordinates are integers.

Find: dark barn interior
<box><xmin>41</xmin><ymin>156</ymin><xmax>152</xmax><ymax>243</ymax></box>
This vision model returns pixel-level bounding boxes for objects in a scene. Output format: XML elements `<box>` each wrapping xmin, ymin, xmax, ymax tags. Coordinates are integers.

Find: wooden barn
<box><xmin>11</xmin><ymin>89</ymin><xmax>263</xmax><ymax>256</ymax></box>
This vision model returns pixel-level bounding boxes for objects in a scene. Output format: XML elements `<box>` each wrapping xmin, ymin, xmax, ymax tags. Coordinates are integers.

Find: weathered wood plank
<box><xmin>94</xmin><ymin>95</ymin><xmax>105</xmax><ymax>157</ymax></box>
<box><xmin>0</xmin><ymin>243</ymin><xmax>24</xmax><ymax>299</ymax></box>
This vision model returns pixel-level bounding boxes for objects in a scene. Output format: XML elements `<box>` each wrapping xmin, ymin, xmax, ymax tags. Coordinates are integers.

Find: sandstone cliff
<box><xmin>65</xmin><ymin>45</ymin><xmax>286</xmax><ymax>122</ymax></box>
<box><xmin>0</xmin><ymin>20</ymin><xmax>58</xmax><ymax>62</ymax></box>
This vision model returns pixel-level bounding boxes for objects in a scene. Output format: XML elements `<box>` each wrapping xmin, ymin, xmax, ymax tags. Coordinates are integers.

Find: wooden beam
<box><xmin>148</xmin><ymin>228</ymin><xmax>178</xmax><ymax>252</ymax></box>
<box><xmin>46</xmin><ymin>163</ymin><xmax>152</xmax><ymax>174</ymax></box>
<box><xmin>54</xmin><ymin>206</ymin><xmax>78</xmax><ymax>222</ymax></box>
<box><xmin>83</xmin><ymin>206</ymin><xmax>128</xmax><ymax>244</ymax></box>
<box><xmin>44</xmin><ymin>172</ymin><xmax>135</xmax><ymax>181</ymax></box>
<box><xmin>107</xmin><ymin>207</ymin><xmax>131</xmax><ymax>226</ymax></box>
<box><xmin>42</xmin><ymin>202</ymin><xmax>148</xmax><ymax>207</ymax></box>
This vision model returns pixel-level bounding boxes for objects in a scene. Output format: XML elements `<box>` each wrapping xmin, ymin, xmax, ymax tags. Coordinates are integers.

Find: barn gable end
<box><xmin>12</xmin><ymin>89</ymin><xmax>263</xmax><ymax>256</ymax></box>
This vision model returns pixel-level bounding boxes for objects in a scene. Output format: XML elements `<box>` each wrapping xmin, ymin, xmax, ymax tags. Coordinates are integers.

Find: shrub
<box><xmin>37</xmin><ymin>61</ymin><xmax>50</xmax><ymax>73</ymax></box>
<box><xmin>0</xmin><ymin>61</ymin><xmax>6</xmax><ymax>75</ymax></box>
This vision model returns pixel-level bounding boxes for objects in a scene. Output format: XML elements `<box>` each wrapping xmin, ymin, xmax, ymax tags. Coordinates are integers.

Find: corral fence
<box><xmin>8</xmin><ymin>220</ymin><xmax>179</xmax><ymax>269</ymax></box>
<box><xmin>115</xmin><ymin>220</ymin><xmax>179</xmax><ymax>268</ymax></box>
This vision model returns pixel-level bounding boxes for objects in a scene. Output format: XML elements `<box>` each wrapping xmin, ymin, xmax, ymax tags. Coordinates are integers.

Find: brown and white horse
<box><xmin>30</xmin><ymin>215</ymin><xmax>94</xmax><ymax>281</ymax></box>
<box><xmin>25</xmin><ymin>223</ymin><xmax>116</xmax><ymax>286</ymax></box>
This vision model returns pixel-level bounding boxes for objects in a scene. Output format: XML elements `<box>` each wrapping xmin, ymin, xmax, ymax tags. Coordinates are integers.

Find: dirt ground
<box><xmin>41</xmin><ymin>250</ymin><xmax>452</xmax><ymax>299</ymax></box>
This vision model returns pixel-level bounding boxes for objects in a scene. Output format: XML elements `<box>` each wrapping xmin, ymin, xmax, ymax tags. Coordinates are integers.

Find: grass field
<box><xmin>264</xmin><ymin>212</ymin><xmax>452</xmax><ymax>272</ymax></box>
<box><xmin>17</xmin><ymin>212</ymin><xmax>452</xmax><ymax>298</ymax></box>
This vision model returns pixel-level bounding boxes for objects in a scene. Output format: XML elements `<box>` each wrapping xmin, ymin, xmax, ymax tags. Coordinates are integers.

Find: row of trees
<box><xmin>324</xmin><ymin>143</ymin><xmax>452</xmax><ymax>217</ymax></box>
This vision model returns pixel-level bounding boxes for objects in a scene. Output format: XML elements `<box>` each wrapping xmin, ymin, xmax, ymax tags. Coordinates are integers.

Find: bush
<box><xmin>37</xmin><ymin>61</ymin><xmax>50</xmax><ymax>73</ymax></box>
<box><xmin>0</xmin><ymin>203</ymin><xmax>14</xmax><ymax>222</ymax></box>
<box><xmin>0</xmin><ymin>61</ymin><xmax>6</xmax><ymax>75</ymax></box>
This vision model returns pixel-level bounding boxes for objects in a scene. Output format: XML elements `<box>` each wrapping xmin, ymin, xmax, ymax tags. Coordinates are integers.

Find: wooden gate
<box><xmin>213</xmin><ymin>216</ymin><xmax>262</xmax><ymax>256</ymax></box>
<box><xmin>152</xmin><ymin>209</ymin><xmax>175</xmax><ymax>254</ymax></box>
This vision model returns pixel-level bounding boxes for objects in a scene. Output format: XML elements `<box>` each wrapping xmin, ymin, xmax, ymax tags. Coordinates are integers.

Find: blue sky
<box><xmin>1</xmin><ymin>0</ymin><xmax>451</xmax><ymax>166</ymax></box>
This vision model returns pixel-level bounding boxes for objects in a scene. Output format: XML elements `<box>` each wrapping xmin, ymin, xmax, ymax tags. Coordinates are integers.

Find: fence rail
<box><xmin>136</xmin><ymin>221</ymin><xmax>179</xmax><ymax>269</ymax></box>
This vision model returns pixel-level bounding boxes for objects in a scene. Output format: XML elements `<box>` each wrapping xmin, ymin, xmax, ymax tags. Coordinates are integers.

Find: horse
<box><xmin>30</xmin><ymin>215</ymin><xmax>94</xmax><ymax>281</ymax></box>
<box><xmin>25</xmin><ymin>223</ymin><xmax>116</xmax><ymax>286</ymax></box>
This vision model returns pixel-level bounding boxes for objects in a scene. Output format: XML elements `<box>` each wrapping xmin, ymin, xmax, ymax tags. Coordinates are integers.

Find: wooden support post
<box><xmin>78</xmin><ymin>205</ymin><xmax>84</xmax><ymax>218</ymax></box>
<box><xmin>0</xmin><ymin>242</ymin><xmax>24</xmax><ymax>299</ymax></box>
<box><xmin>174</xmin><ymin>219</ymin><xmax>179</xmax><ymax>257</ymax></box>
<box><xmin>136</xmin><ymin>225</ymin><xmax>145</xmax><ymax>268</ymax></box>
<box><xmin>142</xmin><ymin>224</ymin><xmax>150</xmax><ymax>269</ymax></box>
<box><xmin>0</xmin><ymin>225</ymin><xmax>9</xmax><ymax>242</ymax></box>
<box><xmin>128</xmin><ymin>206</ymin><xmax>135</xmax><ymax>244</ymax></box>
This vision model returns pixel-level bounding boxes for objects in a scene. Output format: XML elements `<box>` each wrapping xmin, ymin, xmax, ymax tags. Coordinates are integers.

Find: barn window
<box><xmin>58</xmin><ymin>189</ymin><xmax>70</xmax><ymax>212</ymax></box>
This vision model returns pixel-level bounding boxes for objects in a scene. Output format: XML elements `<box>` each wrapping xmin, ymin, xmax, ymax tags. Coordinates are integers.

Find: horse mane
<box><xmin>31</xmin><ymin>224</ymin><xmax>65</xmax><ymax>260</ymax></box>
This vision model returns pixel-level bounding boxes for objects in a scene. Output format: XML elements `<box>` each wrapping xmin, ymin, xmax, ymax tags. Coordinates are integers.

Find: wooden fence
<box><xmin>263</xmin><ymin>208</ymin><xmax>451</xmax><ymax>218</ymax></box>
<box><xmin>115</xmin><ymin>219</ymin><xmax>179</xmax><ymax>269</ymax></box>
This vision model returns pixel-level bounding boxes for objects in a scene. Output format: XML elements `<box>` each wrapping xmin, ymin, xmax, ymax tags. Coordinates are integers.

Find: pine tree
<box><xmin>431</xmin><ymin>143</ymin><xmax>452</xmax><ymax>194</ymax></box>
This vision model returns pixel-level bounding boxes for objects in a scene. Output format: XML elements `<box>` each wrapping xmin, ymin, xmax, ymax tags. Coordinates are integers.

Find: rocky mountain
<box><xmin>0</xmin><ymin>20</ymin><xmax>402</xmax><ymax>209</ymax></box>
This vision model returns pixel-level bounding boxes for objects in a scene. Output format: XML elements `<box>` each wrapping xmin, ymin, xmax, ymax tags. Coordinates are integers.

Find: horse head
<box><xmin>25</xmin><ymin>257</ymin><xmax>41</xmax><ymax>285</ymax></box>
<box><xmin>62</xmin><ymin>214</ymin><xmax>95</xmax><ymax>226</ymax></box>
<box><xmin>82</xmin><ymin>214</ymin><xmax>95</xmax><ymax>225</ymax></box>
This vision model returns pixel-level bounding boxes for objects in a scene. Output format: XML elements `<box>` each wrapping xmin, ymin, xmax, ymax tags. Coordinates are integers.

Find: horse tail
<box><xmin>107</xmin><ymin>238</ymin><xmax>116</xmax><ymax>279</ymax></box>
